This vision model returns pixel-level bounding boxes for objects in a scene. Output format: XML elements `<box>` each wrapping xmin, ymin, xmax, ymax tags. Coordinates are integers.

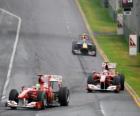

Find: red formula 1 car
<box><xmin>87</xmin><ymin>62</ymin><xmax>125</xmax><ymax>93</ymax></box>
<box><xmin>6</xmin><ymin>75</ymin><xmax>69</xmax><ymax>109</ymax></box>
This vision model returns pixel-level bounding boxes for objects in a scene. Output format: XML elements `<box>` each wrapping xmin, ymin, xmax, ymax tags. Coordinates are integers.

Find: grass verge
<box><xmin>78</xmin><ymin>0</ymin><xmax>140</xmax><ymax>96</ymax></box>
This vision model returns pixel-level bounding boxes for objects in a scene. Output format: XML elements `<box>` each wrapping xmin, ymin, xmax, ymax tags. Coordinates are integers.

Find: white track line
<box><xmin>100</xmin><ymin>103</ymin><xmax>106</xmax><ymax>116</ymax></box>
<box><xmin>0</xmin><ymin>8</ymin><xmax>20</xmax><ymax>19</ymax></box>
<box><xmin>0</xmin><ymin>8</ymin><xmax>22</xmax><ymax>100</ymax></box>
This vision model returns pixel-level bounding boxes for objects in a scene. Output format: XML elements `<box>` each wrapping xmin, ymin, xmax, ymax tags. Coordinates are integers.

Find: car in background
<box><xmin>6</xmin><ymin>74</ymin><xmax>69</xmax><ymax>110</ymax></box>
<box><xmin>87</xmin><ymin>62</ymin><xmax>125</xmax><ymax>93</ymax></box>
<box><xmin>72</xmin><ymin>33</ymin><xmax>96</xmax><ymax>56</ymax></box>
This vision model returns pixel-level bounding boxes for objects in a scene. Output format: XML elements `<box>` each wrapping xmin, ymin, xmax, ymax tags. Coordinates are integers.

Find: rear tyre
<box><xmin>93</xmin><ymin>50</ymin><xmax>96</xmax><ymax>57</ymax></box>
<box><xmin>72</xmin><ymin>41</ymin><xmax>77</xmax><ymax>55</ymax></box>
<box><xmin>91</xmin><ymin>45</ymin><xmax>96</xmax><ymax>56</ymax></box>
<box><xmin>58</xmin><ymin>87</ymin><xmax>69</xmax><ymax>106</ymax></box>
<box><xmin>119</xmin><ymin>74</ymin><xmax>125</xmax><ymax>90</ymax></box>
<box><xmin>94</xmin><ymin>52</ymin><xmax>96</xmax><ymax>56</ymax></box>
<box><xmin>9</xmin><ymin>89</ymin><xmax>19</xmax><ymax>109</ymax></box>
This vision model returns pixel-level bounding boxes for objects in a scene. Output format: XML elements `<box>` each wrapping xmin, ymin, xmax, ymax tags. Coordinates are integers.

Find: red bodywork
<box><xmin>7</xmin><ymin>75</ymin><xmax>63</xmax><ymax>109</ymax></box>
<box><xmin>87</xmin><ymin>62</ymin><xmax>123</xmax><ymax>92</ymax></box>
<box><xmin>92</xmin><ymin>71</ymin><xmax>114</xmax><ymax>86</ymax></box>
<box><xmin>18</xmin><ymin>75</ymin><xmax>57</xmax><ymax>105</ymax></box>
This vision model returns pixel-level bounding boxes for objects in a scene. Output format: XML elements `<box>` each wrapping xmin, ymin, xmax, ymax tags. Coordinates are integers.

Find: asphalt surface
<box><xmin>0</xmin><ymin>0</ymin><xmax>140</xmax><ymax>116</ymax></box>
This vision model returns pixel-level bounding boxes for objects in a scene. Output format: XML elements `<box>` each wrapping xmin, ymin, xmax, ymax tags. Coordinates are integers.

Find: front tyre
<box><xmin>113</xmin><ymin>77</ymin><xmax>120</xmax><ymax>93</ymax></box>
<box><xmin>91</xmin><ymin>45</ymin><xmax>96</xmax><ymax>56</ymax></box>
<box><xmin>87</xmin><ymin>88</ymin><xmax>92</xmax><ymax>93</ymax></box>
<box><xmin>87</xmin><ymin>74</ymin><xmax>94</xmax><ymax>84</ymax></box>
<box><xmin>9</xmin><ymin>89</ymin><xmax>19</xmax><ymax>109</ymax></box>
<box><xmin>119</xmin><ymin>74</ymin><xmax>125</xmax><ymax>90</ymax></box>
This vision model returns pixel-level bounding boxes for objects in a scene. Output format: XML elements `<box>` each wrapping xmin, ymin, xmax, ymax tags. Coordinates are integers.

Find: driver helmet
<box><xmin>82</xmin><ymin>33</ymin><xmax>87</xmax><ymax>39</ymax></box>
<box><xmin>81</xmin><ymin>33</ymin><xmax>87</xmax><ymax>39</ymax></box>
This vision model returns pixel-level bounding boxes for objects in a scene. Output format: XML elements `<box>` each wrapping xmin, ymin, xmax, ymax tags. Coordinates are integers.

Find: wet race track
<box><xmin>0</xmin><ymin>0</ymin><xmax>140</xmax><ymax>116</ymax></box>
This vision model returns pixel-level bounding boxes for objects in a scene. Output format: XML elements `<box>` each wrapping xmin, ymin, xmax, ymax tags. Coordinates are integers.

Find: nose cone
<box><xmin>100</xmin><ymin>75</ymin><xmax>106</xmax><ymax>82</ymax></box>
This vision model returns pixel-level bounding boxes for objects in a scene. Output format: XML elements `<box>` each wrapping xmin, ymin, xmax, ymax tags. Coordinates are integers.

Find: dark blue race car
<box><xmin>72</xmin><ymin>34</ymin><xmax>96</xmax><ymax>56</ymax></box>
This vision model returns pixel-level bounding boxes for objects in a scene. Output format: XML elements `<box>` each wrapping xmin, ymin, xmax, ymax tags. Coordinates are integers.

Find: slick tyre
<box><xmin>87</xmin><ymin>75</ymin><xmax>94</xmax><ymax>92</ymax></box>
<box><xmin>87</xmin><ymin>74</ymin><xmax>96</xmax><ymax>92</ymax></box>
<box><xmin>119</xmin><ymin>74</ymin><xmax>125</xmax><ymax>90</ymax></box>
<box><xmin>72</xmin><ymin>41</ymin><xmax>76</xmax><ymax>54</ymax></box>
<box><xmin>87</xmin><ymin>75</ymin><xmax>94</xmax><ymax>84</ymax></box>
<box><xmin>94</xmin><ymin>51</ymin><xmax>96</xmax><ymax>57</ymax></box>
<box><xmin>9</xmin><ymin>89</ymin><xmax>19</xmax><ymax>109</ymax></box>
<box><xmin>72</xmin><ymin>50</ymin><xmax>76</xmax><ymax>55</ymax></box>
<box><xmin>93</xmin><ymin>48</ymin><xmax>96</xmax><ymax>57</ymax></box>
<box><xmin>59</xmin><ymin>87</ymin><xmax>69</xmax><ymax>106</ymax></box>
<box><xmin>91</xmin><ymin>45</ymin><xmax>96</xmax><ymax>56</ymax></box>
<box><xmin>113</xmin><ymin>77</ymin><xmax>120</xmax><ymax>93</ymax></box>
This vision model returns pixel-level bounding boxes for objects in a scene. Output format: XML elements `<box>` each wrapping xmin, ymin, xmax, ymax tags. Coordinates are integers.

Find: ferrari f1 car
<box><xmin>6</xmin><ymin>75</ymin><xmax>69</xmax><ymax>109</ymax></box>
<box><xmin>72</xmin><ymin>33</ymin><xmax>96</xmax><ymax>56</ymax></box>
<box><xmin>87</xmin><ymin>62</ymin><xmax>125</xmax><ymax>93</ymax></box>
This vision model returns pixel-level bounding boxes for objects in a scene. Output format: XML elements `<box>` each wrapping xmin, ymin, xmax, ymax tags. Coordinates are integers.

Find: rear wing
<box><xmin>43</xmin><ymin>75</ymin><xmax>63</xmax><ymax>82</ymax></box>
<box><xmin>102</xmin><ymin>62</ymin><xmax>117</xmax><ymax>75</ymax></box>
<box><xmin>102</xmin><ymin>62</ymin><xmax>116</xmax><ymax>69</ymax></box>
<box><xmin>80</xmin><ymin>34</ymin><xmax>89</xmax><ymax>40</ymax></box>
<box><xmin>108</xmin><ymin>63</ymin><xmax>116</xmax><ymax>69</ymax></box>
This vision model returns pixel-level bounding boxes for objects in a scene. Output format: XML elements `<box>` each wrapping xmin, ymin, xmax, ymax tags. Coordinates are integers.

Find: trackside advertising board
<box><xmin>129</xmin><ymin>34</ymin><xmax>137</xmax><ymax>55</ymax></box>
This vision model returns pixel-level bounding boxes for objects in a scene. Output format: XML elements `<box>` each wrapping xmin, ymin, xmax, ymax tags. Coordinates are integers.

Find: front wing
<box><xmin>72</xmin><ymin>49</ymin><xmax>96</xmax><ymax>56</ymax></box>
<box><xmin>87</xmin><ymin>84</ymin><xmax>117</xmax><ymax>91</ymax></box>
<box><xmin>6</xmin><ymin>100</ymin><xmax>43</xmax><ymax>109</ymax></box>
